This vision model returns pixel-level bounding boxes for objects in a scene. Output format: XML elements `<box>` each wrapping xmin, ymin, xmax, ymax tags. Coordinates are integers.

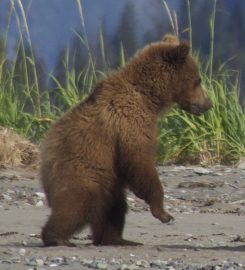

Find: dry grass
<box><xmin>0</xmin><ymin>127</ymin><xmax>39</xmax><ymax>168</ymax></box>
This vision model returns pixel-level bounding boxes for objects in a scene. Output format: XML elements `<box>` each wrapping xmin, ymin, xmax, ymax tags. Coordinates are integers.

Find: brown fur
<box><xmin>40</xmin><ymin>35</ymin><xmax>212</xmax><ymax>247</ymax></box>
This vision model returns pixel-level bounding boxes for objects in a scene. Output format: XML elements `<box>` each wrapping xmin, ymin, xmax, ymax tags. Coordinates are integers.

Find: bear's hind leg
<box><xmin>91</xmin><ymin>191</ymin><xmax>142</xmax><ymax>246</ymax></box>
<box><xmin>42</xmin><ymin>191</ymin><xmax>89</xmax><ymax>247</ymax></box>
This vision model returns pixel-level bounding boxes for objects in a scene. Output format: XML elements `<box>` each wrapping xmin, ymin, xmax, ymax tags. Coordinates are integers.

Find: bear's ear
<box><xmin>162</xmin><ymin>34</ymin><xmax>180</xmax><ymax>45</ymax></box>
<box><xmin>164</xmin><ymin>41</ymin><xmax>190</xmax><ymax>66</ymax></box>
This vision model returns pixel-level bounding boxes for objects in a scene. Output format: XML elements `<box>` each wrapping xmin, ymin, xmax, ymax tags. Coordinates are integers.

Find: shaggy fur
<box><xmin>40</xmin><ymin>34</ymin><xmax>212</xmax><ymax>246</ymax></box>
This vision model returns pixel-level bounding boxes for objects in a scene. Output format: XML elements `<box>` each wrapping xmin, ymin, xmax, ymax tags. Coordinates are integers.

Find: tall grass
<box><xmin>186</xmin><ymin>0</ymin><xmax>192</xmax><ymax>54</ymax></box>
<box><xmin>0</xmin><ymin>0</ymin><xmax>98</xmax><ymax>141</ymax></box>
<box><xmin>0</xmin><ymin>0</ymin><xmax>53</xmax><ymax>141</ymax></box>
<box><xmin>0</xmin><ymin>0</ymin><xmax>244</xmax><ymax>164</ymax></box>
<box><xmin>208</xmin><ymin>0</ymin><xmax>217</xmax><ymax>80</ymax></box>
<box><xmin>50</xmin><ymin>42</ymin><xmax>99</xmax><ymax>109</ymax></box>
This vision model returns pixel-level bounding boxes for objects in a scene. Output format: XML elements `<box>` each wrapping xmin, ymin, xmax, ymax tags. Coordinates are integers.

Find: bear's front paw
<box><xmin>151</xmin><ymin>208</ymin><xmax>174</xmax><ymax>223</ymax></box>
<box><xmin>160</xmin><ymin>211</ymin><xmax>174</xmax><ymax>223</ymax></box>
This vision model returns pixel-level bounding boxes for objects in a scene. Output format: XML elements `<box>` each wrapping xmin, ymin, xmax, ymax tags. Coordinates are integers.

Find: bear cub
<box><xmin>40</xmin><ymin>34</ymin><xmax>212</xmax><ymax>246</ymax></box>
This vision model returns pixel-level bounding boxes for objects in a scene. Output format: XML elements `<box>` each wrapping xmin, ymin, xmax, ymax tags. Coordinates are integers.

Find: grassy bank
<box><xmin>0</xmin><ymin>0</ymin><xmax>244</xmax><ymax>165</ymax></box>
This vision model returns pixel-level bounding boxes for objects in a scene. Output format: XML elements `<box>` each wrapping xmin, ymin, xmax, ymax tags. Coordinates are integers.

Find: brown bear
<box><xmin>40</xmin><ymin>34</ymin><xmax>212</xmax><ymax>247</ymax></box>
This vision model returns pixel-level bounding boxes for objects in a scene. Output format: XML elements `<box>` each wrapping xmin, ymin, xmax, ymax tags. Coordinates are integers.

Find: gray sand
<box><xmin>0</xmin><ymin>165</ymin><xmax>244</xmax><ymax>269</ymax></box>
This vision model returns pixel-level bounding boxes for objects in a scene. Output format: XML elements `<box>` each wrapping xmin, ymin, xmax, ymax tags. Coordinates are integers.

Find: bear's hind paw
<box><xmin>43</xmin><ymin>239</ymin><xmax>76</xmax><ymax>247</ymax></box>
<box><xmin>96</xmin><ymin>238</ymin><xmax>143</xmax><ymax>246</ymax></box>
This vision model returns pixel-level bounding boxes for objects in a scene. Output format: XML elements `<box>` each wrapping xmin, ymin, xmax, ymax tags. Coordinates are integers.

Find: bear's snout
<box><xmin>190</xmin><ymin>98</ymin><xmax>212</xmax><ymax>116</ymax></box>
<box><xmin>180</xmin><ymin>97</ymin><xmax>212</xmax><ymax>116</ymax></box>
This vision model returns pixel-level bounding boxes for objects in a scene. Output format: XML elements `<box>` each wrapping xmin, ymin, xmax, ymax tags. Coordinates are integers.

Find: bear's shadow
<box><xmin>0</xmin><ymin>242</ymin><xmax>245</xmax><ymax>252</ymax></box>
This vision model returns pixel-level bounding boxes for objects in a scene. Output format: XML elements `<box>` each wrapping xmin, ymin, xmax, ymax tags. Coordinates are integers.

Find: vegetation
<box><xmin>0</xmin><ymin>0</ymin><xmax>244</xmax><ymax>165</ymax></box>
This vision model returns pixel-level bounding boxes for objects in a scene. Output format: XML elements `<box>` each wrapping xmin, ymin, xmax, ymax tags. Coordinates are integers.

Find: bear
<box><xmin>40</xmin><ymin>34</ymin><xmax>212</xmax><ymax>247</ymax></box>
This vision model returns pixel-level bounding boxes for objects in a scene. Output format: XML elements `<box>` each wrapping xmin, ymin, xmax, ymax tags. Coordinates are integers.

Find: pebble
<box><xmin>230</xmin><ymin>235</ymin><xmax>245</xmax><ymax>242</ymax></box>
<box><xmin>96</xmin><ymin>262</ymin><xmax>108</xmax><ymax>269</ymax></box>
<box><xmin>21</xmin><ymin>240</ymin><xmax>27</xmax><ymax>246</ymax></box>
<box><xmin>81</xmin><ymin>258</ymin><xmax>94</xmax><ymax>265</ymax></box>
<box><xmin>194</xmin><ymin>168</ymin><xmax>211</xmax><ymax>175</ymax></box>
<box><xmin>49</xmin><ymin>263</ymin><xmax>58</xmax><ymax>267</ymax></box>
<box><xmin>35</xmin><ymin>200</ymin><xmax>44</xmax><ymax>207</ymax></box>
<box><xmin>27</xmin><ymin>258</ymin><xmax>44</xmax><ymax>267</ymax></box>
<box><xmin>50</xmin><ymin>257</ymin><xmax>66</xmax><ymax>264</ymax></box>
<box><xmin>34</xmin><ymin>192</ymin><xmax>46</xmax><ymax>199</ymax></box>
<box><xmin>18</xmin><ymin>248</ymin><xmax>26</xmax><ymax>256</ymax></box>
<box><xmin>212</xmin><ymin>172</ymin><xmax>223</xmax><ymax>176</ymax></box>
<box><xmin>29</xmin><ymin>233</ymin><xmax>38</xmax><ymax>237</ymax></box>
<box><xmin>135</xmin><ymin>260</ymin><xmax>150</xmax><ymax>268</ymax></box>
<box><xmin>120</xmin><ymin>264</ymin><xmax>139</xmax><ymax>270</ymax></box>
<box><xmin>2</xmin><ymin>193</ymin><xmax>12</xmax><ymax>201</ymax></box>
<box><xmin>151</xmin><ymin>260</ymin><xmax>167</xmax><ymax>268</ymax></box>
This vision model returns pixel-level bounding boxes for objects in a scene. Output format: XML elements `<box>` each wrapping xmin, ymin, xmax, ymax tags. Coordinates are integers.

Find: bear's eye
<box><xmin>194</xmin><ymin>78</ymin><xmax>201</xmax><ymax>88</ymax></box>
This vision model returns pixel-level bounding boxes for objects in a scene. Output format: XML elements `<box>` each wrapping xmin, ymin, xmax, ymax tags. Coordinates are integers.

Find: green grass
<box><xmin>0</xmin><ymin>0</ymin><xmax>244</xmax><ymax>164</ymax></box>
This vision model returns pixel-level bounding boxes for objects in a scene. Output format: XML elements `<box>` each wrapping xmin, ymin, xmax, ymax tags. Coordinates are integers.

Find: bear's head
<box><xmin>133</xmin><ymin>34</ymin><xmax>212</xmax><ymax>116</ymax></box>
